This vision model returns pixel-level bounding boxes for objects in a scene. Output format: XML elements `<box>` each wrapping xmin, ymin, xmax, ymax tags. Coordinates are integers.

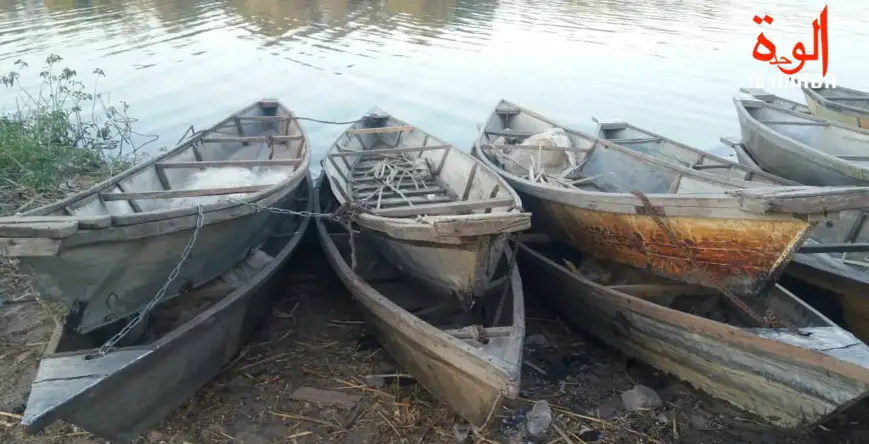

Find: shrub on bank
<box><xmin>0</xmin><ymin>54</ymin><xmax>148</xmax><ymax>200</ymax></box>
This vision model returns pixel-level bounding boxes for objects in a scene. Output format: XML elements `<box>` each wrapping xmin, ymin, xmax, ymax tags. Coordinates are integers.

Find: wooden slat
<box><xmin>355</xmin><ymin>186</ymin><xmax>445</xmax><ymax>197</ymax></box>
<box><xmin>825</xmin><ymin>97</ymin><xmax>869</xmax><ymax>102</ymax></box>
<box><xmin>461</xmin><ymin>163</ymin><xmax>478</xmax><ymax>201</ymax></box>
<box><xmin>0</xmin><ymin>221</ymin><xmax>79</xmax><ymax>238</ymax></box>
<box><xmin>156</xmin><ymin>159</ymin><xmax>301</xmax><ymax>169</ymax></box>
<box><xmin>233</xmin><ymin>117</ymin><xmax>249</xmax><ymax>146</ymax></box>
<box><xmin>0</xmin><ymin>215</ymin><xmax>111</xmax><ymax>229</ymax></box>
<box><xmin>693</xmin><ymin>164</ymin><xmax>731</xmax><ymax>170</ymax></box>
<box><xmin>329</xmin><ymin>145</ymin><xmax>450</xmax><ymax>158</ymax></box>
<box><xmin>201</xmin><ymin>135</ymin><xmax>302</xmax><ymax>143</ymax></box>
<box><xmin>370</xmin><ymin>195</ymin><xmax>453</xmax><ymax>208</ymax></box>
<box><xmin>485</xmin><ymin>129</ymin><xmax>534</xmax><ymax>138</ymax></box>
<box><xmin>495</xmin><ymin>106</ymin><xmax>520</xmax><ymax>116</ymax></box>
<box><xmin>799</xmin><ymin>243</ymin><xmax>869</xmax><ymax>254</ymax></box>
<box><xmin>101</xmin><ymin>185</ymin><xmax>270</xmax><ymax>201</ymax></box>
<box><xmin>608</xmin><ymin>137</ymin><xmax>661</xmax><ymax>144</ymax></box>
<box><xmin>346</xmin><ymin>125</ymin><xmax>415</xmax><ymax>135</ymax></box>
<box><xmin>483</xmin><ymin>143</ymin><xmax>589</xmax><ymax>152</ymax></box>
<box><xmin>758</xmin><ymin>120</ymin><xmax>828</xmax><ymax>126</ymax></box>
<box><xmin>372</xmin><ymin>197</ymin><xmax>514</xmax><ymax>218</ymax></box>
<box><xmin>836</xmin><ymin>155</ymin><xmax>869</xmax><ymax>162</ymax></box>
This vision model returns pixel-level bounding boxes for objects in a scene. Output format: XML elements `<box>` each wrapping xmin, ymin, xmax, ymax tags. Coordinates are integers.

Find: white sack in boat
<box><xmin>170</xmin><ymin>167</ymin><xmax>289</xmax><ymax>207</ymax></box>
<box><xmin>488</xmin><ymin>127</ymin><xmax>582</xmax><ymax>179</ymax></box>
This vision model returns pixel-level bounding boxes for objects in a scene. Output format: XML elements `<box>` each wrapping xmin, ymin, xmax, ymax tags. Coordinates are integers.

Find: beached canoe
<box><xmin>592</xmin><ymin>117</ymin><xmax>786</xmax><ymax>185</ymax></box>
<box><xmin>315</xmin><ymin>173</ymin><xmax>524</xmax><ymax>427</ymax></box>
<box><xmin>0</xmin><ymin>99</ymin><xmax>310</xmax><ymax>334</ymax></box>
<box><xmin>733</xmin><ymin>96</ymin><xmax>869</xmax><ymax>186</ymax></box>
<box><xmin>518</xmin><ymin>233</ymin><xmax>869</xmax><ymax>429</ymax></box>
<box><xmin>739</xmin><ymin>88</ymin><xmax>811</xmax><ymax>114</ymax></box>
<box><xmin>801</xmin><ymin>84</ymin><xmax>869</xmax><ymax>128</ymax></box>
<box><xmin>21</xmin><ymin>174</ymin><xmax>314</xmax><ymax>443</ymax></box>
<box><xmin>472</xmin><ymin>99</ymin><xmax>869</xmax><ymax>299</ymax></box>
<box><xmin>720</xmin><ymin>136</ymin><xmax>869</xmax><ymax>341</ymax></box>
<box><xmin>321</xmin><ymin>108</ymin><xmax>530</xmax><ymax>308</ymax></box>
<box><xmin>593</xmin><ymin>119</ymin><xmax>869</xmax><ymax>341</ymax></box>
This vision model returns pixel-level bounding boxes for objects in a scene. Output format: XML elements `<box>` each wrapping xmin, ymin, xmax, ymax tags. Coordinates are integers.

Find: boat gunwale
<box><xmin>21</xmin><ymin>173</ymin><xmax>316</xmax><ymax>431</ymax></box>
<box><xmin>802</xmin><ymin>85</ymin><xmax>869</xmax><ymax>117</ymax></box>
<box><xmin>314</xmin><ymin>172</ymin><xmax>525</xmax><ymax>400</ymax></box>
<box><xmin>17</xmin><ymin>99</ymin><xmax>311</xmax><ymax>229</ymax></box>
<box><xmin>734</xmin><ymin>96</ymin><xmax>869</xmax><ymax>177</ymax></box>
<box><xmin>322</xmin><ymin>106</ymin><xmax>530</xmax><ymax>240</ymax></box>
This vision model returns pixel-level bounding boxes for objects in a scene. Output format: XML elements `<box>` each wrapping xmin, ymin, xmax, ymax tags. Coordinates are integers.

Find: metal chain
<box><xmin>226</xmin><ymin>198</ymin><xmax>366</xmax><ymax>223</ymax></box>
<box><xmin>96</xmin><ymin>204</ymin><xmax>206</xmax><ymax>357</ymax></box>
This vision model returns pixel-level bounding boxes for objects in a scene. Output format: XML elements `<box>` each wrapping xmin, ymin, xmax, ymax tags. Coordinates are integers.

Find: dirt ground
<box><xmin>1</xmin><ymin>235</ymin><xmax>869</xmax><ymax>444</ymax></box>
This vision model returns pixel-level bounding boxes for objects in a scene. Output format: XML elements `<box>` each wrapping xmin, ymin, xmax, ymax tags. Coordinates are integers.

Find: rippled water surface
<box><xmin>1</xmin><ymin>0</ymin><xmax>867</xmax><ymax>164</ymax></box>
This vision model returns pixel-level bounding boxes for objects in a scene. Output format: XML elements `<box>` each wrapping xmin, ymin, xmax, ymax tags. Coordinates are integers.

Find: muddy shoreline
<box><xmin>0</xmin><ymin>236</ymin><xmax>867</xmax><ymax>443</ymax></box>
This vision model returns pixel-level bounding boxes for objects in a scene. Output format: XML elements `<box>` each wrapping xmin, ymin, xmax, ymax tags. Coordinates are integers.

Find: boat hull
<box><xmin>518</xmin><ymin>242</ymin><xmax>869</xmax><ymax>428</ymax></box>
<box><xmin>803</xmin><ymin>92</ymin><xmax>869</xmax><ymax>129</ymax></box>
<box><xmin>20</xmin><ymin>175</ymin><xmax>313</xmax><ymax>442</ymax></box>
<box><xmin>508</xmin><ymin>184</ymin><xmax>812</xmax><ymax>298</ymax></box>
<box><xmin>17</xmin><ymin>174</ymin><xmax>305</xmax><ymax>334</ymax></box>
<box><xmin>364</xmin><ymin>229</ymin><xmax>508</xmax><ymax>302</ymax></box>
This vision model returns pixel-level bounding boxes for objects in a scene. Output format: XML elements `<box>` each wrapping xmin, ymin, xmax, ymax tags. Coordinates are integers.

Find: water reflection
<box><xmin>0</xmin><ymin>0</ymin><xmax>866</xmax><ymax>162</ymax></box>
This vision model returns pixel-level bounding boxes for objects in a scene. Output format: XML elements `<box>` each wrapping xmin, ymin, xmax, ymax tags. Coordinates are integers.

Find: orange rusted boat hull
<box><xmin>524</xmin><ymin>197</ymin><xmax>814</xmax><ymax>296</ymax></box>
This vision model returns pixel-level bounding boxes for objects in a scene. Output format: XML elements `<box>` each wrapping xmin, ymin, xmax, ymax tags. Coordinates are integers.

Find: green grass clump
<box><xmin>0</xmin><ymin>54</ymin><xmax>150</xmax><ymax>202</ymax></box>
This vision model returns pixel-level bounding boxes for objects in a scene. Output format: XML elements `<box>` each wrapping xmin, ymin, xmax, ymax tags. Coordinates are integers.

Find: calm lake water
<box><xmin>1</xmin><ymin>0</ymin><xmax>867</xmax><ymax>169</ymax></box>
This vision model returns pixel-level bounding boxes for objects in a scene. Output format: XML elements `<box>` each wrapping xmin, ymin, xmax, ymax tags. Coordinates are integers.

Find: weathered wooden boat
<box><xmin>592</xmin><ymin>117</ymin><xmax>786</xmax><ymax>185</ymax></box>
<box><xmin>592</xmin><ymin>118</ymin><xmax>869</xmax><ymax>342</ymax></box>
<box><xmin>315</xmin><ymin>172</ymin><xmax>524</xmax><ymax>427</ymax></box>
<box><xmin>739</xmin><ymin>87</ymin><xmax>811</xmax><ymax>114</ymax></box>
<box><xmin>322</xmin><ymin>108</ymin><xmax>530</xmax><ymax>308</ymax></box>
<box><xmin>0</xmin><ymin>99</ymin><xmax>309</xmax><ymax>334</ymax></box>
<box><xmin>518</xmin><ymin>233</ymin><xmax>869</xmax><ymax>429</ymax></box>
<box><xmin>733</xmin><ymin>96</ymin><xmax>869</xmax><ymax>186</ymax></box>
<box><xmin>720</xmin><ymin>136</ymin><xmax>869</xmax><ymax>341</ymax></box>
<box><xmin>20</xmin><ymin>174</ymin><xmax>314</xmax><ymax>443</ymax></box>
<box><xmin>800</xmin><ymin>83</ymin><xmax>869</xmax><ymax>128</ymax></box>
<box><xmin>472</xmin><ymin>99</ymin><xmax>869</xmax><ymax>299</ymax></box>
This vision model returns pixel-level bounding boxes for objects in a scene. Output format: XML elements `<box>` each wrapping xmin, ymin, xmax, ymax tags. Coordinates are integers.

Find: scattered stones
<box><xmin>364</xmin><ymin>375</ymin><xmax>386</xmax><ymax>389</ymax></box>
<box><xmin>688</xmin><ymin>412</ymin><xmax>711</xmax><ymax>430</ymax></box>
<box><xmin>526</xmin><ymin>400</ymin><xmax>552</xmax><ymax>440</ymax></box>
<box><xmin>621</xmin><ymin>384</ymin><xmax>663</xmax><ymax>411</ymax></box>
<box><xmin>525</xmin><ymin>333</ymin><xmax>548</xmax><ymax>346</ymax></box>
<box><xmin>452</xmin><ymin>422</ymin><xmax>471</xmax><ymax>443</ymax></box>
<box><xmin>593</xmin><ymin>395</ymin><xmax>624</xmax><ymax>419</ymax></box>
<box><xmin>656</xmin><ymin>412</ymin><xmax>671</xmax><ymax>424</ymax></box>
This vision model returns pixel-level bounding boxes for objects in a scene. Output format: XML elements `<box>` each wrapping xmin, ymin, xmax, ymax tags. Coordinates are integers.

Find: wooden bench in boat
<box><xmin>328</xmin><ymin>145</ymin><xmax>512</xmax><ymax>218</ymax></box>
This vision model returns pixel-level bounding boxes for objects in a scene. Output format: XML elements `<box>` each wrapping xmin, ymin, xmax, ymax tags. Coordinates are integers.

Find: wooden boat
<box><xmin>21</xmin><ymin>174</ymin><xmax>314</xmax><ymax>443</ymax></box>
<box><xmin>591</xmin><ymin>117</ymin><xmax>786</xmax><ymax>185</ymax></box>
<box><xmin>0</xmin><ymin>99</ymin><xmax>309</xmax><ymax>334</ymax></box>
<box><xmin>592</xmin><ymin>118</ymin><xmax>869</xmax><ymax>342</ymax></box>
<box><xmin>517</xmin><ymin>233</ymin><xmax>869</xmax><ymax>429</ymax></box>
<box><xmin>314</xmin><ymin>172</ymin><xmax>524</xmax><ymax>427</ymax></box>
<box><xmin>733</xmin><ymin>96</ymin><xmax>869</xmax><ymax>186</ymax></box>
<box><xmin>472</xmin><ymin>99</ymin><xmax>869</xmax><ymax>299</ymax></box>
<box><xmin>800</xmin><ymin>83</ymin><xmax>869</xmax><ymax>128</ymax></box>
<box><xmin>720</xmin><ymin>136</ymin><xmax>869</xmax><ymax>341</ymax></box>
<box><xmin>739</xmin><ymin>87</ymin><xmax>811</xmax><ymax>114</ymax></box>
<box><xmin>321</xmin><ymin>108</ymin><xmax>530</xmax><ymax>307</ymax></box>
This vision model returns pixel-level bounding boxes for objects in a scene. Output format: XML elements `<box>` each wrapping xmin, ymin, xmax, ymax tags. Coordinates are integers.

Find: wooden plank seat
<box><xmin>100</xmin><ymin>185</ymin><xmax>269</xmax><ymax>201</ymax></box>
<box><xmin>608</xmin><ymin>137</ymin><xmax>661</xmax><ymax>144</ymax></box>
<box><xmin>156</xmin><ymin>159</ymin><xmax>302</xmax><ymax>169</ymax></box>
<box><xmin>201</xmin><ymin>135</ymin><xmax>303</xmax><ymax>144</ymax></box>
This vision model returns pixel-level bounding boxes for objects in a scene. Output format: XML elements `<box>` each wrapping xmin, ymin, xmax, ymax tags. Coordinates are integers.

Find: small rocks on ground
<box><xmin>621</xmin><ymin>384</ymin><xmax>663</xmax><ymax>411</ymax></box>
<box><xmin>526</xmin><ymin>400</ymin><xmax>552</xmax><ymax>440</ymax></box>
<box><xmin>525</xmin><ymin>333</ymin><xmax>548</xmax><ymax>346</ymax></box>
